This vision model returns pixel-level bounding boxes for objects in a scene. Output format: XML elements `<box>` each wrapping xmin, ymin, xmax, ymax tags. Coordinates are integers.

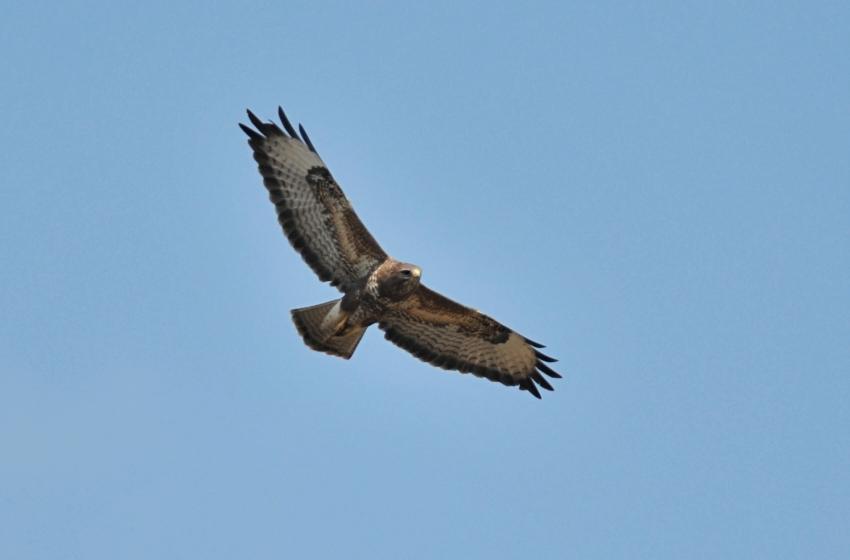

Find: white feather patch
<box><xmin>319</xmin><ymin>300</ymin><xmax>344</xmax><ymax>334</ymax></box>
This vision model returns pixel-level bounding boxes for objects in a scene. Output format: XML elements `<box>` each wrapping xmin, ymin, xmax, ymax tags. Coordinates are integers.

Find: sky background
<box><xmin>2</xmin><ymin>1</ymin><xmax>849</xmax><ymax>558</ymax></box>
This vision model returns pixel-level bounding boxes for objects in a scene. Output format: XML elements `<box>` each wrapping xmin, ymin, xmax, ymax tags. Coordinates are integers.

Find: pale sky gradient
<box><xmin>2</xmin><ymin>2</ymin><xmax>849</xmax><ymax>558</ymax></box>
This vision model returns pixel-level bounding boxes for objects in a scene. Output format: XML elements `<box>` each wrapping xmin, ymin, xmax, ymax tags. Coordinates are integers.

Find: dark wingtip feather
<box><xmin>536</xmin><ymin>361</ymin><xmax>562</xmax><ymax>379</ymax></box>
<box><xmin>524</xmin><ymin>337</ymin><xmax>546</xmax><ymax>348</ymax></box>
<box><xmin>278</xmin><ymin>106</ymin><xmax>299</xmax><ymax>138</ymax></box>
<box><xmin>266</xmin><ymin>121</ymin><xmax>285</xmax><ymax>136</ymax></box>
<box><xmin>246</xmin><ymin>109</ymin><xmax>265</xmax><ymax>131</ymax></box>
<box><xmin>520</xmin><ymin>379</ymin><xmax>542</xmax><ymax>399</ymax></box>
<box><xmin>246</xmin><ymin>109</ymin><xmax>283</xmax><ymax>137</ymax></box>
<box><xmin>531</xmin><ymin>371</ymin><xmax>554</xmax><ymax>391</ymax></box>
<box><xmin>299</xmin><ymin>124</ymin><xmax>318</xmax><ymax>153</ymax></box>
<box><xmin>535</xmin><ymin>350</ymin><xmax>558</xmax><ymax>363</ymax></box>
<box><xmin>238</xmin><ymin>123</ymin><xmax>262</xmax><ymax>140</ymax></box>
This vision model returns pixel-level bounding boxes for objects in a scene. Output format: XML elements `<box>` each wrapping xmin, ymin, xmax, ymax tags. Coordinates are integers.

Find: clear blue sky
<box><xmin>2</xmin><ymin>1</ymin><xmax>849</xmax><ymax>558</ymax></box>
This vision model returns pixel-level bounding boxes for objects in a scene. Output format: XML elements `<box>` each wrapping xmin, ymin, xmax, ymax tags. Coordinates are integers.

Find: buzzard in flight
<box><xmin>240</xmin><ymin>107</ymin><xmax>561</xmax><ymax>398</ymax></box>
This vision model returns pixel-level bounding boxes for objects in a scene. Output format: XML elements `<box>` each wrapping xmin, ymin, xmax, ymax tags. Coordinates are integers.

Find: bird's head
<box><xmin>379</xmin><ymin>261</ymin><xmax>422</xmax><ymax>300</ymax></box>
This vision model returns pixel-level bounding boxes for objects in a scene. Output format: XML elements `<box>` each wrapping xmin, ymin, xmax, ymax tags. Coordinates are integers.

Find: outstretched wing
<box><xmin>378</xmin><ymin>286</ymin><xmax>561</xmax><ymax>398</ymax></box>
<box><xmin>240</xmin><ymin>108</ymin><xmax>387</xmax><ymax>291</ymax></box>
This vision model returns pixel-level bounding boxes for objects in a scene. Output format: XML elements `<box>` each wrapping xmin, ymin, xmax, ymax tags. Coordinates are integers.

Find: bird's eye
<box><xmin>400</xmin><ymin>269</ymin><xmax>411</xmax><ymax>277</ymax></box>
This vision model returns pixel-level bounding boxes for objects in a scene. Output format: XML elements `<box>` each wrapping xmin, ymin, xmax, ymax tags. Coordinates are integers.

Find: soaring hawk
<box><xmin>240</xmin><ymin>107</ymin><xmax>561</xmax><ymax>398</ymax></box>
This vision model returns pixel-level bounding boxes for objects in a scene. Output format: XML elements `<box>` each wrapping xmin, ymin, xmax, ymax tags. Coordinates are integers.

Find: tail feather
<box><xmin>291</xmin><ymin>299</ymin><xmax>366</xmax><ymax>359</ymax></box>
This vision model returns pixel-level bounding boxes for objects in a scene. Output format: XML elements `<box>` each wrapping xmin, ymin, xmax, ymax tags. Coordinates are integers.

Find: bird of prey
<box><xmin>239</xmin><ymin>107</ymin><xmax>561</xmax><ymax>398</ymax></box>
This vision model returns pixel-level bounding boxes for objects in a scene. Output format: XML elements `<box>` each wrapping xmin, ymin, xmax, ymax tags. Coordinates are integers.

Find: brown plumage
<box><xmin>240</xmin><ymin>106</ymin><xmax>561</xmax><ymax>398</ymax></box>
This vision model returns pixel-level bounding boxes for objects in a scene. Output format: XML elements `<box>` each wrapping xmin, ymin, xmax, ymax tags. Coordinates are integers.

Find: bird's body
<box><xmin>240</xmin><ymin>107</ymin><xmax>561</xmax><ymax>398</ymax></box>
<box><xmin>294</xmin><ymin>259</ymin><xmax>422</xmax><ymax>356</ymax></box>
<box><xmin>350</xmin><ymin>259</ymin><xmax>423</xmax><ymax>327</ymax></box>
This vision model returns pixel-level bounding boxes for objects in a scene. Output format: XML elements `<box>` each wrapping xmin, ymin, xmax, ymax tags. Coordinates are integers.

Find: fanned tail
<box><xmin>291</xmin><ymin>299</ymin><xmax>366</xmax><ymax>359</ymax></box>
